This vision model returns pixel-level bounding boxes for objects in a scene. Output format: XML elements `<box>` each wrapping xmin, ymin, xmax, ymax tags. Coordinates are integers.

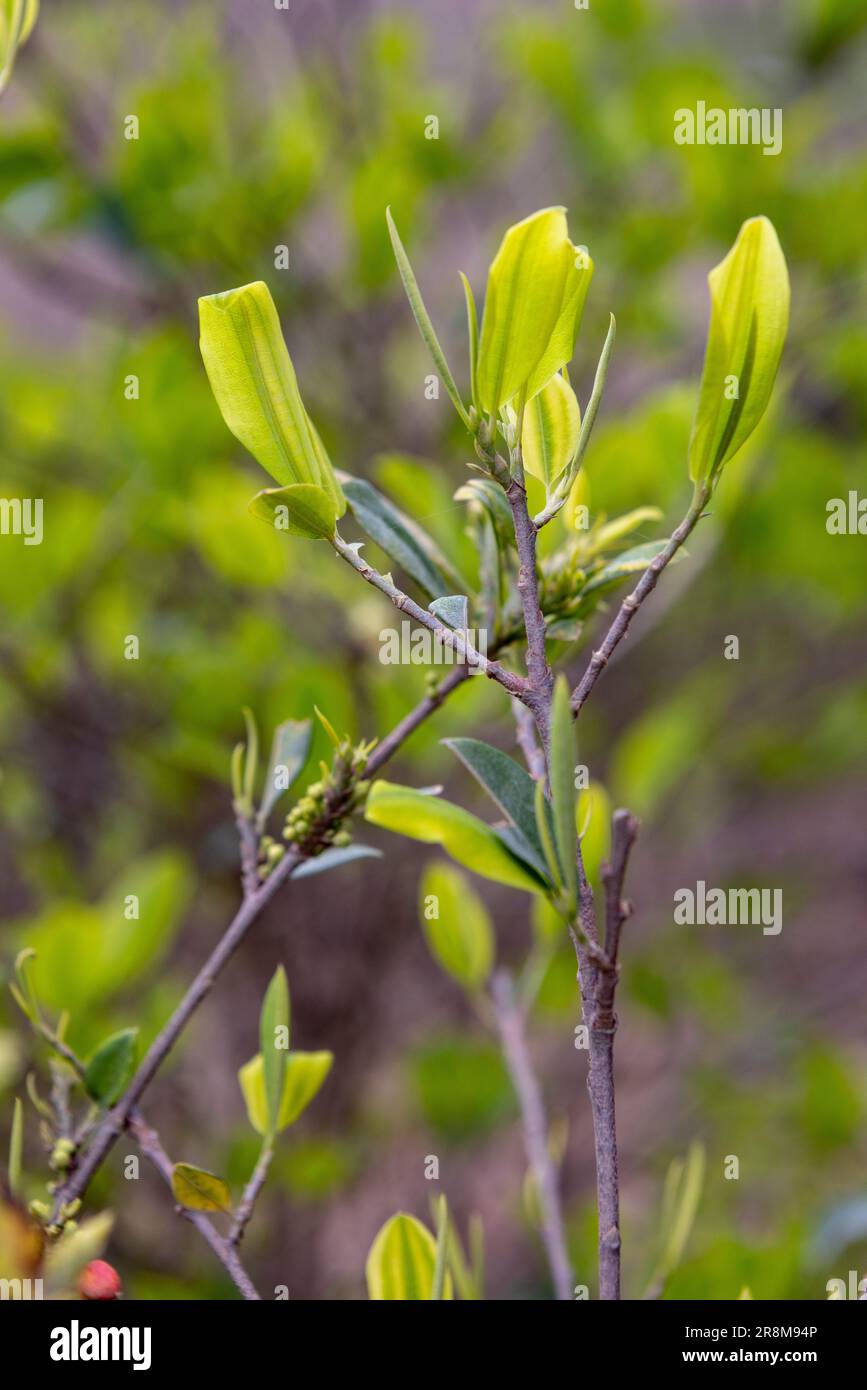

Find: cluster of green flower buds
<box><xmin>277</xmin><ymin>734</ymin><xmax>376</xmax><ymax>867</ymax></box>
<box><xmin>49</xmin><ymin>1136</ymin><xmax>77</xmax><ymax>1174</ymax></box>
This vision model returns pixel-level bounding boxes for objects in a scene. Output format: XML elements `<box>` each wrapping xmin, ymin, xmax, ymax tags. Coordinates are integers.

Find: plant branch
<box><xmin>571</xmin><ymin>482</ymin><xmax>711</xmax><ymax>717</ymax></box>
<box><xmin>505</xmin><ymin>479</ymin><xmax>554</xmax><ymax>748</ymax></box>
<box><xmin>332</xmin><ymin>532</ymin><xmax>530</xmax><ymax>702</ymax></box>
<box><xmin>229</xmin><ymin>1139</ymin><xmax>275</xmax><ymax>1247</ymax></box>
<box><xmin>490</xmin><ymin>970</ymin><xmax>573</xmax><ymax>1302</ymax></box>
<box><xmin>574</xmin><ymin>811</ymin><xmax>638</xmax><ymax>1301</ymax></box>
<box><xmin>234</xmin><ymin>808</ymin><xmax>260</xmax><ymax>899</ymax></box>
<box><xmin>50</xmin><ymin>662</ymin><xmax>478</xmax><ymax>1217</ymax></box>
<box><xmin>128</xmin><ymin>1113</ymin><xmax>262</xmax><ymax>1301</ymax></box>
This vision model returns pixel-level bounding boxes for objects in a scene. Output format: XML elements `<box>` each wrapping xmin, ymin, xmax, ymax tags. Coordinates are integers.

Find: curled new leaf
<box><xmin>521</xmin><ymin>373</ymin><xmax>581</xmax><ymax>491</ymax></box>
<box><xmin>366</xmin><ymin>1212</ymin><xmax>452</xmax><ymax>1300</ymax></box>
<box><xmin>477</xmin><ymin>208</ymin><xmax>593</xmax><ymax>413</ymax></box>
<box><xmin>199</xmin><ymin>280</ymin><xmax>345</xmax><ymax>520</ymax></box>
<box><xmin>365</xmin><ymin>780</ymin><xmax>546</xmax><ymax>895</ymax></box>
<box><xmin>239</xmin><ymin>1050</ymin><xmax>334</xmax><ymax>1135</ymax></box>
<box><xmin>689</xmin><ymin>216</ymin><xmax>789</xmax><ymax>486</ymax></box>
<box><xmin>249</xmin><ymin>482</ymin><xmax>337</xmax><ymax>539</ymax></box>
<box><xmin>0</xmin><ymin>0</ymin><xmax>38</xmax><ymax>97</ymax></box>
<box><xmin>419</xmin><ymin>862</ymin><xmax>494</xmax><ymax>991</ymax></box>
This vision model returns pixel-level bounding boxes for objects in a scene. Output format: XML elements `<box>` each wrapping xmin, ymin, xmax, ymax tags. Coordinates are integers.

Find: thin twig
<box><xmin>51</xmin><ymin>663</ymin><xmax>478</xmax><ymax>1217</ymax></box>
<box><xmin>229</xmin><ymin>1140</ymin><xmax>275</xmax><ymax>1247</ymax></box>
<box><xmin>234</xmin><ymin>808</ymin><xmax>260</xmax><ymax>899</ymax></box>
<box><xmin>491</xmin><ymin>971</ymin><xmax>573</xmax><ymax>1301</ymax></box>
<box><xmin>128</xmin><ymin>1113</ymin><xmax>261</xmax><ymax>1301</ymax></box>
<box><xmin>571</xmin><ymin>483</ymin><xmax>711</xmax><ymax>717</ymax></box>
<box><xmin>332</xmin><ymin>533</ymin><xmax>530</xmax><ymax>701</ymax></box>
<box><xmin>505</xmin><ymin>479</ymin><xmax>553</xmax><ymax>749</ymax></box>
<box><xmin>577</xmin><ymin>811</ymin><xmax>638</xmax><ymax>1301</ymax></box>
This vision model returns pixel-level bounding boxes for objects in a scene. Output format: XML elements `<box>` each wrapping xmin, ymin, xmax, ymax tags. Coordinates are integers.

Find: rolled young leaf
<box><xmin>688</xmin><ymin>216</ymin><xmax>789</xmax><ymax>486</ymax></box>
<box><xmin>521</xmin><ymin>373</ymin><xmax>581</xmax><ymax>491</ymax></box>
<box><xmin>249</xmin><ymin>482</ymin><xmax>338</xmax><ymax>539</ymax></box>
<box><xmin>366</xmin><ymin>1212</ymin><xmax>452</xmax><ymax>1300</ymax></box>
<box><xmin>199</xmin><ymin>280</ymin><xmax>345</xmax><ymax>518</ymax></box>
<box><xmin>0</xmin><ymin>0</ymin><xmax>38</xmax><ymax>96</ymax></box>
<box><xmin>365</xmin><ymin>781</ymin><xmax>547</xmax><ymax>894</ymax></box>
<box><xmin>477</xmin><ymin>208</ymin><xmax>592</xmax><ymax>413</ymax></box>
<box><xmin>419</xmin><ymin>862</ymin><xmax>494</xmax><ymax>991</ymax></box>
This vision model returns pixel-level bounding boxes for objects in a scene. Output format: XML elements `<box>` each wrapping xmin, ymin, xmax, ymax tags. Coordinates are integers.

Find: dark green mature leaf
<box><xmin>260</xmin><ymin>966</ymin><xmax>290</xmax><ymax>1137</ymax></box>
<box><xmin>292</xmin><ymin>844</ymin><xmax>383</xmax><ymax>880</ymax></box>
<box><xmin>549</xmin><ymin>677</ymin><xmax>578</xmax><ymax>907</ymax></box>
<box><xmin>429</xmin><ymin>594</ymin><xmax>469</xmax><ymax>630</ymax></box>
<box><xmin>258</xmin><ymin>718</ymin><xmax>311</xmax><ymax>829</ymax></box>
<box><xmin>84</xmin><ymin>1029</ymin><xmax>139</xmax><ymax>1108</ymax></box>
<box><xmin>336</xmin><ymin>471</ymin><xmax>467</xmax><ymax>600</ymax></box>
<box><xmin>580</xmin><ymin>540</ymin><xmax>677</xmax><ymax>598</ymax></box>
<box><xmin>443</xmin><ymin>737</ymin><xmax>548</xmax><ymax>877</ymax></box>
<box><xmin>171</xmin><ymin>1163</ymin><xmax>232</xmax><ymax>1214</ymax></box>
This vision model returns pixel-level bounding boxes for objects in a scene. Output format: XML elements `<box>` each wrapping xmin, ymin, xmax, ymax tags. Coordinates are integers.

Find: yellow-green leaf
<box><xmin>365</xmin><ymin>781</ymin><xmax>546</xmax><ymax>895</ymax></box>
<box><xmin>0</xmin><ymin>0</ymin><xmax>39</xmax><ymax>97</ymax></box>
<box><xmin>688</xmin><ymin>216</ymin><xmax>789</xmax><ymax>486</ymax></box>
<box><xmin>576</xmin><ymin>781</ymin><xmax>612</xmax><ymax>890</ymax></box>
<box><xmin>477</xmin><ymin>208</ymin><xmax>580</xmax><ymax>413</ymax></box>
<box><xmin>260</xmin><ymin>965</ymin><xmax>290</xmax><ymax>1137</ymax></box>
<box><xmin>171</xmin><ymin>1163</ymin><xmax>232</xmax><ymax>1214</ymax></box>
<box><xmin>366</xmin><ymin>1212</ymin><xmax>452</xmax><ymax>1300</ymax></box>
<box><xmin>239</xmin><ymin>1051</ymin><xmax>334</xmax><ymax>1136</ymax></box>
<box><xmin>522</xmin><ymin>373</ymin><xmax>581</xmax><ymax>490</ymax></box>
<box><xmin>419</xmin><ymin>863</ymin><xmax>494</xmax><ymax>990</ymax></box>
<box><xmin>525</xmin><ymin>247</ymin><xmax>593</xmax><ymax>401</ymax></box>
<box><xmin>249</xmin><ymin>483</ymin><xmax>337</xmax><ymax>539</ymax></box>
<box><xmin>199</xmin><ymin>281</ymin><xmax>345</xmax><ymax>516</ymax></box>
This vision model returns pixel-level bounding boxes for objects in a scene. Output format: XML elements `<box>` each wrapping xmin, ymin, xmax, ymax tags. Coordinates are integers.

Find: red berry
<box><xmin>79</xmin><ymin>1259</ymin><xmax>122</xmax><ymax>1300</ymax></box>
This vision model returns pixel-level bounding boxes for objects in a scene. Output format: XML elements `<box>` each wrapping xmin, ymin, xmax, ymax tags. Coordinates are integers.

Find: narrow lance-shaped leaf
<box><xmin>0</xmin><ymin>0</ymin><xmax>38</xmax><ymax>96</ymax></box>
<box><xmin>460</xmin><ymin>272</ymin><xmax>480</xmax><ymax>412</ymax></box>
<box><xmin>689</xmin><ymin>216</ymin><xmax>789</xmax><ymax>487</ymax></box>
<box><xmin>260</xmin><ymin>966</ymin><xmax>290</xmax><ymax>1137</ymax></box>
<box><xmin>419</xmin><ymin>862</ymin><xmax>494</xmax><ymax>991</ymax></box>
<box><xmin>198</xmin><ymin>280</ymin><xmax>345</xmax><ymax>517</ymax></box>
<box><xmin>442</xmin><ymin>736</ymin><xmax>548</xmax><ymax>877</ymax></box>
<box><xmin>386</xmin><ymin>208</ymin><xmax>470</xmax><ymax>428</ymax></box>
<box><xmin>257</xmin><ymin>718</ymin><xmax>312</xmax><ymax>829</ymax></box>
<box><xmin>337</xmin><ymin>470</ymin><xmax>468</xmax><ymax>600</ymax></box>
<box><xmin>8</xmin><ymin>1096</ymin><xmax>23</xmax><ymax>1197</ymax></box>
<box><xmin>365</xmin><ymin>781</ymin><xmax>547</xmax><ymax>895</ymax></box>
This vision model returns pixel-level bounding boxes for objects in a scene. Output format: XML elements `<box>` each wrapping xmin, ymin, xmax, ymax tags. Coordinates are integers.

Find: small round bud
<box><xmin>79</xmin><ymin>1260</ymin><xmax>122</xmax><ymax>1301</ymax></box>
<box><xmin>333</xmin><ymin>830</ymin><xmax>351</xmax><ymax>848</ymax></box>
